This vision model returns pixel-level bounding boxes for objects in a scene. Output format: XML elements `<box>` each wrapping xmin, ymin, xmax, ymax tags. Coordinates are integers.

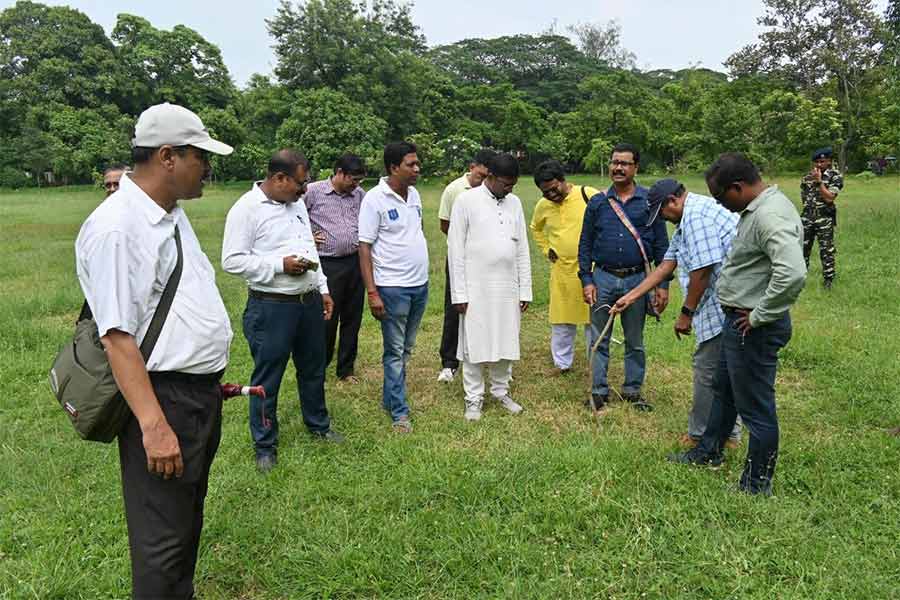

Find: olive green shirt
<box><xmin>717</xmin><ymin>185</ymin><xmax>807</xmax><ymax>328</ymax></box>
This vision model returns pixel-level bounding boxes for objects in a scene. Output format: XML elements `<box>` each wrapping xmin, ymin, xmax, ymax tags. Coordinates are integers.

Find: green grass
<box><xmin>1</xmin><ymin>174</ymin><xmax>899</xmax><ymax>599</ymax></box>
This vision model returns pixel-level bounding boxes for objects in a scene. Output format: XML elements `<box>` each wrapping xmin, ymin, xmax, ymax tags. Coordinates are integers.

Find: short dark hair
<box><xmin>611</xmin><ymin>143</ymin><xmax>640</xmax><ymax>164</ymax></box>
<box><xmin>333</xmin><ymin>153</ymin><xmax>366</xmax><ymax>176</ymax></box>
<box><xmin>131</xmin><ymin>147</ymin><xmax>155</xmax><ymax>165</ymax></box>
<box><xmin>704</xmin><ymin>152</ymin><xmax>761</xmax><ymax>190</ymax></box>
<box><xmin>488</xmin><ymin>153</ymin><xmax>520</xmax><ymax>179</ymax></box>
<box><xmin>383</xmin><ymin>141</ymin><xmax>417</xmax><ymax>174</ymax></box>
<box><xmin>533</xmin><ymin>160</ymin><xmax>566</xmax><ymax>185</ymax></box>
<box><xmin>267</xmin><ymin>149</ymin><xmax>309</xmax><ymax>179</ymax></box>
<box><xmin>103</xmin><ymin>164</ymin><xmax>128</xmax><ymax>175</ymax></box>
<box><xmin>472</xmin><ymin>148</ymin><xmax>496</xmax><ymax>167</ymax></box>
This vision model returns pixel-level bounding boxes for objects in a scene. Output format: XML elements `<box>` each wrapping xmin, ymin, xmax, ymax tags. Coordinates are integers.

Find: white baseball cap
<box><xmin>132</xmin><ymin>102</ymin><xmax>233</xmax><ymax>155</ymax></box>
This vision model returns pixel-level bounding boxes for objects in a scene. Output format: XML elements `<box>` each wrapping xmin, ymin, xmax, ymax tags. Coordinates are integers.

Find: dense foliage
<box><xmin>0</xmin><ymin>0</ymin><xmax>896</xmax><ymax>186</ymax></box>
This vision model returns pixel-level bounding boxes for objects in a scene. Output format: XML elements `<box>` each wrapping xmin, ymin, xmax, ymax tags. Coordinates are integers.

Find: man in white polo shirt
<box><xmin>222</xmin><ymin>149</ymin><xmax>344</xmax><ymax>473</ymax></box>
<box><xmin>359</xmin><ymin>141</ymin><xmax>429</xmax><ymax>433</ymax></box>
<box><xmin>75</xmin><ymin>103</ymin><xmax>233</xmax><ymax>599</ymax></box>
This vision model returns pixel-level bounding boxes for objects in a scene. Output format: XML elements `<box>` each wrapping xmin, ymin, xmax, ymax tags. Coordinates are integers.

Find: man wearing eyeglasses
<box><xmin>76</xmin><ymin>103</ymin><xmax>234</xmax><ymax>598</ymax></box>
<box><xmin>102</xmin><ymin>164</ymin><xmax>128</xmax><ymax>197</ymax></box>
<box><xmin>530</xmin><ymin>159</ymin><xmax>600</xmax><ymax>376</ymax></box>
<box><xmin>669</xmin><ymin>153</ymin><xmax>806</xmax><ymax>497</ymax></box>
<box><xmin>305</xmin><ymin>154</ymin><xmax>368</xmax><ymax>383</ymax></box>
<box><xmin>223</xmin><ymin>149</ymin><xmax>344</xmax><ymax>474</ymax></box>
<box><xmin>577</xmin><ymin>143</ymin><xmax>670</xmax><ymax>413</ymax></box>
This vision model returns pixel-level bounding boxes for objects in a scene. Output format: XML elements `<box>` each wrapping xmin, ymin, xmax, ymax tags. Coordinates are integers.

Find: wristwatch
<box><xmin>680</xmin><ymin>305</ymin><xmax>696</xmax><ymax>318</ymax></box>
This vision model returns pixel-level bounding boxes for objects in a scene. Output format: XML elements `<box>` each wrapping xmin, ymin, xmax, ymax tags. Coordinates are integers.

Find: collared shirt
<box><xmin>664</xmin><ymin>193</ymin><xmax>739</xmax><ymax>345</ymax></box>
<box><xmin>358</xmin><ymin>177</ymin><xmax>429</xmax><ymax>287</ymax></box>
<box><xmin>303</xmin><ymin>178</ymin><xmax>365</xmax><ymax>257</ymax></box>
<box><xmin>438</xmin><ymin>173</ymin><xmax>473</xmax><ymax>222</ymax></box>
<box><xmin>75</xmin><ymin>174</ymin><xmax>232</xmax><ymax>374</ymax></box>
<box><xmin>717</xmin><ymin>185</ymin><xmax>807</xmax><ymax>327</ymax></box>
<box><xmin>577</xmin><ymin>184</ymin><xmax>670</xmax><ymax>287</ymax></box>
<box><xmin>800</xmin><ymin>167</ymin><xmax>843</xmax><ymax>219</ymax></box>
<box><xmin>222</xmin><ymin>182</ymin><xmax>329</xmax><ymax>295</ymax></box>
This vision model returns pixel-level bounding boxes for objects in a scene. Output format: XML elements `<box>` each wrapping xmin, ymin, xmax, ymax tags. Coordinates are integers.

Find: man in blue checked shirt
<box><xmin>578</xmin><ymin>143</ymin><xmax>670</xmax><ymax>413</ymax></box>
<box><xmin>611</xmin><ymin>179</ymin><xmax>742</xmax><ymax>449</ymax></box>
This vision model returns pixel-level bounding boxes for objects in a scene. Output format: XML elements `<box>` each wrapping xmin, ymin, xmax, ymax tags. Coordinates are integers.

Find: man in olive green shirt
<box><xmin>670</xmin><ymin>152</ymin><xmax>806</xmax><ymax>496</ymax></box>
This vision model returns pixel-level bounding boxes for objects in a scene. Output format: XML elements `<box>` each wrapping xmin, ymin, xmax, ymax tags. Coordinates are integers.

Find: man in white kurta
<box><xmin>448</xmin><ymin>153</ymin><xmax>533</xmax><ymax>421</ymax></box>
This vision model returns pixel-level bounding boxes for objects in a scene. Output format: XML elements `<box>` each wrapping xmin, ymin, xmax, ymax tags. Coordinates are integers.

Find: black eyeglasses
<box><xmin>609</xmin><ymin>160</ymin><xmax>636</xmax><ymax>168</ymax></box>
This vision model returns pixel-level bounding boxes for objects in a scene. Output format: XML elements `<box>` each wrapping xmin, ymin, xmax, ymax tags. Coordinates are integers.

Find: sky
<box><xmin>4</xmin><ymin>0</ymin><xmax>889</xmax><ymax>87</ymax></box>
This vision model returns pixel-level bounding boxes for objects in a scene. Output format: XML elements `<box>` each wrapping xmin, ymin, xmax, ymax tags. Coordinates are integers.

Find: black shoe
<box><xmin>623</xmin><ymin>393</ymin><xmax>654</xmax><ymax>412</ymax></box>
<box><xmin>584</xmin><ymin>394</ymin><xmax>608</xmax><ymax>411</ymax></box>
<box><xmin>668</xmin><ymin>447</ymin><xmax>724</xmax><ymax>468</ymax></box>
<box><xmin>311</xmin><ymin>429</ymin><xmax>345</xmax><ymax>444</ymax></box>
<box><xmin>256</xmin><ymin>454</ymin><xmax>277</xmax><ymax>473</ymax></box>
<box><xmin>823</xmin><ymin>279</ymin><xmax>833</xmax><ymax>291</ymax></box>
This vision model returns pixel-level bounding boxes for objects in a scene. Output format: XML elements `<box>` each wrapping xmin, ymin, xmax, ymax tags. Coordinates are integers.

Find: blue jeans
<box><xmin>378</xmin><ymin>284</ymin><xmax>429</xmax><ymax>421</ymax></box>
<box><xmin>699</xmin><ymin>311</ymin><xmax>792</xmax><ymax>494</ymax></box>
<box><xmin>243</xmin><ymin>295</ymin><xmax>330</xmax><ymax>457</ymax></box>
<box><xmin>589</xmin><ymin>269</ymin><xmax>648</xmax><ymax>396</ymax></box>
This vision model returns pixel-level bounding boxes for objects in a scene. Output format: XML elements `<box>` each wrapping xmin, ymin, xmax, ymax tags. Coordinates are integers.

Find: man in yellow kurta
<box><xmin>530</xmin><ymin>160</ymin><xmax>599</xmax><ymax>375</ymax></box>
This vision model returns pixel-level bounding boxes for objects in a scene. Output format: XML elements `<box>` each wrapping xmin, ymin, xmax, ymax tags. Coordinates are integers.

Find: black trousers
<box><xmin>321</xmin><ymin>254</ymin><xmax>364</xmax><ymax>378</ymax></box>
<box><xmin>118</xmin><ymin>371</ymin><xmax>223</xmax><ymax>600</ymax></box>
<box><xmin>439</xmin><ymin>257</ymin><xmax>460</xmax><ymax>369</ymax></box>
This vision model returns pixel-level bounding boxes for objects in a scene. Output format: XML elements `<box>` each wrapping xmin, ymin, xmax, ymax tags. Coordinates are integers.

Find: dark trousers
<box><xmin>243</xmin><ymin>294</ymin><xmax>330</xmax><ymax>457</ymax></box>
<box><xmin>699</xmin><ymin>311</ymin><xmax>792</xmax><ymax>494</ymax></box>
<box><xmin>439</xmin><ymin>258</ymin><xmax>460</xmax><ymax>369</ymax></box>
<box><xmin>321</xmin><ymin>254</ymin><xmax>364</xmax><ymax>378</ymax></box>
<box><xmin>118</xmin><ymin>371</ymin><xmax>223</xmax><ymax>600</ymax></box>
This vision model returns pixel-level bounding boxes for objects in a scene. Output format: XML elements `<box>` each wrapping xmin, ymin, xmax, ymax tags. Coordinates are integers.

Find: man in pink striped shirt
<box><xmin>304</xmin><ymin>154</ymin><xmax>368</xmax><ymax>382</ymax></box>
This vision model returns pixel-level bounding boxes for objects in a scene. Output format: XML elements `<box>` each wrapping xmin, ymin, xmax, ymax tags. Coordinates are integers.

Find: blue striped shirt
<box><xmin>664</xmin><ymin>193</ymin><xmax>739</xmax><ymax>345</ymax></box>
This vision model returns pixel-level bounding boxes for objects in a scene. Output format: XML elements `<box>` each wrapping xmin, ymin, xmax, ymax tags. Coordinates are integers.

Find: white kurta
<box><xmin>448</xmin><ymin>185</ymin><xmax>533</xmax><ymax>364</ymax></box>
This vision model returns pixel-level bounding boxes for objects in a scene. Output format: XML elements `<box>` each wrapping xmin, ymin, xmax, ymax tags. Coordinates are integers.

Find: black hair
<box><xmin>611</xmin><ymin>143</ymin><xmax>640</xmax><ymax>164</ymax></box>
<box><xmin>488</xmin><ymin>153</ymin><xmax>520</xmax><ymax>179</ymax></box>
<box><xmin>267</xmin><ymin>149</ymin><xmax>309</xmax><ymax>178</ymax></box>
<box><xmin>103</xmin><ymin>164</ymin><xmax>128</xmax><ymax>175</ymax></box>
<box><xmin>704</xmin><ymin>152</ymin><xmax>761</xmax><ymax>190</ymax></box>
<box><xmin>383</xmin><ymin>141</ymin><xmax>418</xmax><ymax>174</ymax></box>
<box><xmin>131</xmin><ymin>147</ymin><xmax>155</xmax><ymax>165</ymax></box>
<box><xmin>333</xmin><ymin>153</ymin><xmax>367</xmax><ymax>176</ymax></box>
<box><xmin>533</xmin><ymin>160</ymin><xmax>566</xmax><ymax>185</ymax></box>
<box><xmin>472</xmin><ymin>148</ymin><xmax>496</xmax><ymax>167</ymax></box>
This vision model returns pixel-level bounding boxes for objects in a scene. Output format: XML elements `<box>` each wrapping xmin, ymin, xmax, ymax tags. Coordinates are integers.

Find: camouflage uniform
<box><xmin>800</xmin><ymin>167</ymin><xmax>843</xmax><ymax>283</ymax></box>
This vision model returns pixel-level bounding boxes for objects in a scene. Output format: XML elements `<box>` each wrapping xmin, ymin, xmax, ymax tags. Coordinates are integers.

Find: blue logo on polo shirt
<box><xmin>387</xmin><ymin>209</ymin><xmax>399</xmax><ymax>221</ymax></box>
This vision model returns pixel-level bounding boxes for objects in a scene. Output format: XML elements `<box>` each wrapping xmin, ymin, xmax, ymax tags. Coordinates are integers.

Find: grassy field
<box><xmin>1</xmin><ymin>173</ymin><xmax>899</xmax><ymax>599</ymax></box>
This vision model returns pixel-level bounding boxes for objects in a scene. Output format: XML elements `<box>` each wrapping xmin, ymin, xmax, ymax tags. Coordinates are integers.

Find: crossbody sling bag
<box><xmin>49</xmin><ymin>225</ymin><xmax>184</xmax><ymax>442</ymax></box>
<box><xmin>606</xmin><ymin>198</ymin><xmax>660</xmax><ymax>320</ymax></box>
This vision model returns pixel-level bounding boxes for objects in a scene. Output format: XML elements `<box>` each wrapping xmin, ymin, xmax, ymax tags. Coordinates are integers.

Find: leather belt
<box><xmin>599</xmin><ymin>264</ymin><xmax>644</xmax><ymax>277</ymax></box>
<box><xmin>149</xmin><ymin>370</ymin><xmax>224</xmax><ymax>385</ymax></box>
<box><xmin>721</xmin><ymin>305</ymin><xmax>751</xmax><ymax>314</ymax></box>
<box><xmin>249</xmin><ymin>289</ymin><xmax>320</xmax><ymax>304</ymax></box>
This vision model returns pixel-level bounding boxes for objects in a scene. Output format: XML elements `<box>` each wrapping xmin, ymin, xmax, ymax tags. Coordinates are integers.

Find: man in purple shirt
<box><xmin>304</xmin><ymin>154</ymin><xmax>367</xmax><ymax>382</ymax></box>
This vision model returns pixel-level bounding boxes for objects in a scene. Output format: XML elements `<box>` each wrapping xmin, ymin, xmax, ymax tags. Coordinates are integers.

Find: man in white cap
<box><xmin>75</xmin><ymin>102</ymin><xmax>233</xmax><ymax>599</ymax></box>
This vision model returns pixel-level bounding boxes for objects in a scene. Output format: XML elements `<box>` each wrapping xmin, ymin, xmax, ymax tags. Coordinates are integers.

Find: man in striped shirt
<box><xmin>305</xmin><ymin>154</ymin><xmax>367</xmax><ymax>382</ymax></box>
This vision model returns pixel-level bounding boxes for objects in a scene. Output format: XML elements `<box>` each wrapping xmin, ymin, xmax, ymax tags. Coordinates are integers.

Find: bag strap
<box><xmin>607</xmin><ymin>197</ymin><xmax>652</xmax><ymax>268</ymax></box>
<box><xmin>139</xmin><ymin>225</ymin><xmax>183</xmax><ymax>362</ymax></box>
<box><xmin>581</xmin><ymin>186</ymin><xmax>591</xmax><ymax>204</ymax></box>
<box><xmin>77</xmin><ymin>225</ymin><xmax>183</xmax><ymax>363</ymax></box>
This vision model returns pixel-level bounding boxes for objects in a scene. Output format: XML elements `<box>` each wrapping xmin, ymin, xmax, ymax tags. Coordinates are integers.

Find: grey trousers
<box><xmin>690</xmin><ymin>334</ymin><xmax>741</xmax><ymax>441</ymax></box>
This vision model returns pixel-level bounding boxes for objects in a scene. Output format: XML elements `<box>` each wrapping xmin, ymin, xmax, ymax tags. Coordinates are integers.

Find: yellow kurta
<box><xmin>530</xmin><ymin>185</ymin><xmax>599</xmax><ymax>325</ymax></box>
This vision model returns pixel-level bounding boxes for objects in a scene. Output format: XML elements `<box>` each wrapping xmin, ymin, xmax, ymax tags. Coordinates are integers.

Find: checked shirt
<box><xmin>664</xmin><ymin>193</ymin><xmax>739</xmax><ymax>346</ymax></box>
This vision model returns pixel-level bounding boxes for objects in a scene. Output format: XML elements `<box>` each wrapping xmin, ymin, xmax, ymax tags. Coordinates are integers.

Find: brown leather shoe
<box><xmin>724</xmin><ymin>438</ymin><xmax>741</xmax><ymax>450</ymax></box>
<box><xmin>550</xmin><ymin>367</ymin><xmax>571</xmax><ymax>377</ymax></box>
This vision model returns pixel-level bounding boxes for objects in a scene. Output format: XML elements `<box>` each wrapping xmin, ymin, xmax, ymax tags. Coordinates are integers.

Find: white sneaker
<box><xmin>437</xmin><ymin>367</ymin><xmax>456</xmax><ymax>382</ymax></box>
<box><xmin>495</xmin><ymin>394</ymin><xmax>523</xmax><ymax>415</ymax></box>
<box><xmin>463</xmin><ymin>398</ymin><xmax>483</xmax><ymax>421</ymax></box>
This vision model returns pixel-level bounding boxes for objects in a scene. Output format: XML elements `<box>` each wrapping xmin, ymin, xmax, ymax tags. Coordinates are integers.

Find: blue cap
<box><xmin>647</xmin><ymin>178</ymin><xmax>681</xmax><ymax>225</ymax></box>
<box><xmin>812</xmin><ymin>147</ymin><xmax>833</xmax><ymax>160</ymax></box>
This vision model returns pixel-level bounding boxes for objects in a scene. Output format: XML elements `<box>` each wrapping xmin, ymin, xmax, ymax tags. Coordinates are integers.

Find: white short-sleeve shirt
<box><xmin>75</xmin><ymin>174</ymin><xmax>233</xmax><ymax>374</ymax></box>
<box><xmin>358</xmin><ymin>178</ymin><xmax>429</xmax><ymax>287</ymax></box>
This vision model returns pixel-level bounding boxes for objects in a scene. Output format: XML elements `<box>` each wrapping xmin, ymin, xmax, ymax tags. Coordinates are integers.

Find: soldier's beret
<box><xmin>812</xmin><ymin>147</ymin><xmax>833</xmax><ymax>160</ymax></box>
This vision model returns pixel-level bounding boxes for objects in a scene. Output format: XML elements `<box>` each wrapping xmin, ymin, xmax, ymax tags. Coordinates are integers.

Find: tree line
<box><xmin>1</xmin><ymin>0</ymin><xmax>897</xmax><ymax>187</ymax></box>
